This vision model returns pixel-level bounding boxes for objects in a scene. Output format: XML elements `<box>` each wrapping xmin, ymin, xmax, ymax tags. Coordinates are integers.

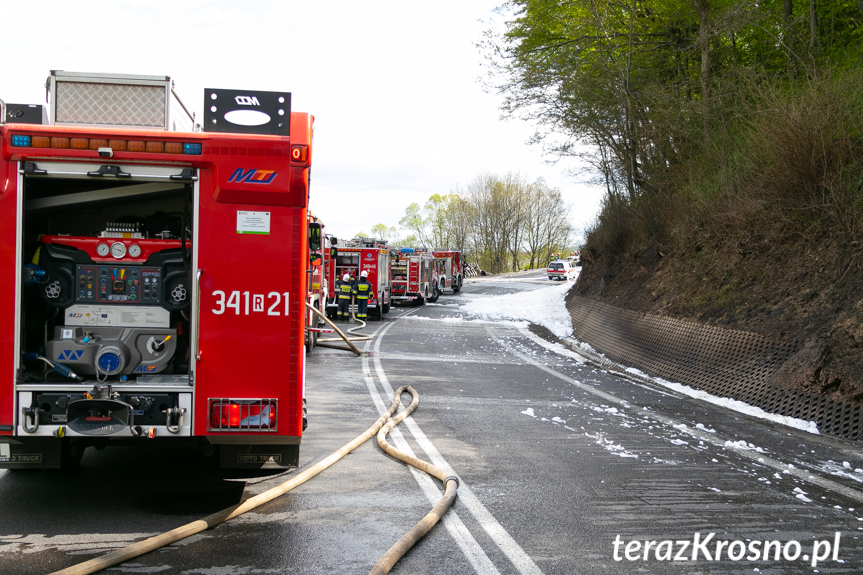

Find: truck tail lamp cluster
<box><xmin>10</xmin><ymin>134</ymin><xmax>202</xmax><ymax>155</ymax></box>
<box><xmin>208</xmin><ymin>399</ymin><xmax>277</xmax><ymax>432</ymax></box>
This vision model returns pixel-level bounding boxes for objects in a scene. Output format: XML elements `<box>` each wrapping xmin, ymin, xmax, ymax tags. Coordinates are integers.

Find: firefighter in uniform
<box><xmin>336</xmin><ymin>273</ymin><xmax>353</xmax><ymax>320</ymax></box>
<box><xmin>353</xmin><ymin>270</ymin><xmax>373</xmax><ymax>320</ymax></box>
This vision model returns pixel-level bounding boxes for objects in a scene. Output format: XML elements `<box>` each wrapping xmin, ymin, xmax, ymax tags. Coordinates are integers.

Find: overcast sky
<box><xmin>2</xmin><ymin>1</ymin><xmax>604</xmax><ymax>243</ymax></box>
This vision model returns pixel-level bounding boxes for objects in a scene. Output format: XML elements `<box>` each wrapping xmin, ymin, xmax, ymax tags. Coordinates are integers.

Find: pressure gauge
<box><xmin>96</xmin><ymin>242</ymin><xmax>110</xmax><ymax>257</ymax></box>
<box><xmin>110</xmin><ymin>242</ymin><xmax>127</xmax><ymax>259</ymax></box>
<box><xmin>128</xmin><ymin>244</ymin><xmax>142</xmax><ymax>258</ymax></box>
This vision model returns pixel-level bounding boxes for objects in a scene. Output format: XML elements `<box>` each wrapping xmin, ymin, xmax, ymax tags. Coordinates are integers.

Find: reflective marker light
<box><xmin>208</xmin><ymin>399</ymin><xmax>278</xmax><ymax>431</ymax></box>
<box><xmin>291</xmin><ymin>145</ymin><xmax>308</xmax><ymax>162</ymax></box>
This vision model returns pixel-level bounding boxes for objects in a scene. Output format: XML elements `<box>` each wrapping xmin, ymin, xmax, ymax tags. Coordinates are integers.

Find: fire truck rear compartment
<box><xmin>20</xmin><ymin>170</ymin><xmax>192</xmax><ymax>385</ymax></box>
<box><xmin>11</xmin><ymin>167</ymin><xmax>197</xmax><ymax>462</ymax></box>
<box><xmin>13</xmin><ymin>165</ymin><xmax>302</xmax><ymax>470</ymax></box>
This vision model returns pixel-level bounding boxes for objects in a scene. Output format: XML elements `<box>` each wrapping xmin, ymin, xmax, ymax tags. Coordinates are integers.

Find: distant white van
<box><xmin>546</xmin><ymin>259</ymin><xmax>577</xmax><ymax>281</ymax></box>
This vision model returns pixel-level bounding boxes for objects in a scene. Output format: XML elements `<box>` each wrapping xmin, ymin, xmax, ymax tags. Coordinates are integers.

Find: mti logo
<box><xmin>228</xmin><ymin>168</ymin><xmax>277</xmax><ymax>184</ymax></box>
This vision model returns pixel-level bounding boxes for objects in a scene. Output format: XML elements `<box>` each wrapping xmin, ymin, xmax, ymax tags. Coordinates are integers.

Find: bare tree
<box><xmin>522</xmin><ymin>180</ymin><xmax>573</xmax><ymax>267</ymax></box>
<box><xmin>443</xmin><ymin>191</ymin><xmax>472</xmax><ymax>254</ymax></box>
<box><xmin>468</xmin><ymin>174</ymin><xmax>517</xmax><ymax>273</ymax></box>
<box><xmin>396</xmin><ymin>174</ymin><xmax>574</xmax><ymax>273</ymax></box>
<box><xmin>503</xmin><ymin>173</ymin><xmax>530</xmax><ymax>271</ymax></box>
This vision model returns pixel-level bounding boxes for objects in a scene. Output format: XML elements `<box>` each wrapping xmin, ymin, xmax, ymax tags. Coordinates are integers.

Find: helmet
<box><xmin>343</xmin><ymin>274</ymin><xmax>350</xmax><ymax>282</ymax></box>
<box><xmin>361</xmin><ymin>270</ymin><xmax>368</xmax><ymax>278</ymax></box>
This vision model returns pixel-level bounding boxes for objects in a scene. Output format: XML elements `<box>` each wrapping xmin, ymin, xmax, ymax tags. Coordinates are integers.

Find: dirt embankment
<box><xmin>574</xmin><ymin>232</ymin><xmax>863</xmax><ymax>403</ymax></box>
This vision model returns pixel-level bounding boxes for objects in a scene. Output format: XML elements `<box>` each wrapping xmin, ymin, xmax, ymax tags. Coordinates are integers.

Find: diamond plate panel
<box><xmin>55</xmin><ymin>82</ymin><xmax>166</xmax><ymax>127</ymax></box>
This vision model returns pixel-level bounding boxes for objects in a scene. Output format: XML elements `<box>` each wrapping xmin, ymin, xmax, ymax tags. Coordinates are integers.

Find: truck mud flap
<box><xmin>219</xmin><ymin>444</ymin><xmax>299</xmax><ymax>469</ymax></box>
<box><xmin>0</xmin><ymin>438</ymin><xmax>62</xmax><ymax>469</ymax></box>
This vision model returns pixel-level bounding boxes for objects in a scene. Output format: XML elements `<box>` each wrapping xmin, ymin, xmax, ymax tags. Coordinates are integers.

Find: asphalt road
<box><xmin>2</xmin><ymin>270</ymin><xmax>862</xmax><ymax>574</ymax></box>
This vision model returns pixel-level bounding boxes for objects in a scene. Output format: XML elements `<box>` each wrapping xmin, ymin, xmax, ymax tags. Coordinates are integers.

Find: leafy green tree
<box><xmin>399</xmin><ymin>193</ymin><xmax>471</xmax><ymax>250</ymax></box>
<box><xmin>369</xmin><ymin>223</ymin><xmax>400</xmax><ymax>244</ymax></box>
<box><xmin>399</xmin><ymin>234</ymin><xmax>421</xmax><ymax>249</ymax></box>
<box><xmin>398</xmin><ymin>203</ymin><xmax>432</xmax><ymax>247</ymax></box>
<box><xmin>487</xmin><ymin>0</ymin><xmax>863</xmax><ymax>205</ymax></box>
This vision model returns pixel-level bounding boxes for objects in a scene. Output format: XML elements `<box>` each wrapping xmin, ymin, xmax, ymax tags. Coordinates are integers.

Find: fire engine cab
<box><xmin>0</xmin><ymin>71</ymin><xmax>314</xmax><ymax>469</ymax></box>
<box><xmin>326</xmin><ymin>237</ymin><xmax>391</xmax><ymax>320</ymax></box>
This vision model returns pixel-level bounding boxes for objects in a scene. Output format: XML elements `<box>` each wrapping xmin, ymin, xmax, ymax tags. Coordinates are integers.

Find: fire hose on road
<box><xmin>48</xmin><ymin>385</ymin><xmax>459</xmax><ymax>575</ymax></box>
<box><xmin>369</xmin><ymin>397</ymin><xmax>460</xmax><ymax>575</ymax></box>
<box><xmin>306</xmin><ymin>300</ymin><xmax>372</xmax><ymax>355</ymax></box>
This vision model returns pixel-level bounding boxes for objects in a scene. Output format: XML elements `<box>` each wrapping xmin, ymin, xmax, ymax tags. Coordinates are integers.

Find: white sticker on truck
<box><xmin>237</xmin><ymin>210</ymin><xmax>271</xmax><ymax>235</ymax></box>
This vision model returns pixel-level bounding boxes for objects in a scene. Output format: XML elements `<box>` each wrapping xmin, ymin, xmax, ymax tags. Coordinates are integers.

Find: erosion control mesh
<box><xmin>565</xmin><ymin>296</ymin><xmax>862</xmax><ymax>441</ymax></box>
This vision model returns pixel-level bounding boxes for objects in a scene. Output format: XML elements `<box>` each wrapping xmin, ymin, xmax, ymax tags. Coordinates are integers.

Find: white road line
<box><xmin>363</xmin><ymin>318</ymin><xmax>544</xmax><ymax>575</ymax></box>
<box><xmin>497</xmin><ymin>325</ymin><xmax>863</xmax><ymax>504</ymax></box>
<box><xmin>361</xmin><ymin>371</ymin><xmax>501</xmax><ymax>575</ymax></box>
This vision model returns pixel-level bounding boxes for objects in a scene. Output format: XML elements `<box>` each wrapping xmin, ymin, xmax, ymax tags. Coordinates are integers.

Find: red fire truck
<box><xmin>326</xmin><ymin>237</ymin><xmax>391</xmax><ymax>319</ymax></box>
<box><xmin>305</xmin><ymin>213</ymin><xmax>329</xmax><ymax>352</ymax></box>
<box><xmin>0</xmin><ymin>71</ymin><xmax>313</xmax><ymax>469</ymax></box>
<box><xmin>391</xmin><ymin>248</ymin><xmax>438</xmax><ymax>304</ymax></box>
<box><xmin>433</xmin><ymin>249</ymin><xmax>463</xmax><ymax>295</ymax></box>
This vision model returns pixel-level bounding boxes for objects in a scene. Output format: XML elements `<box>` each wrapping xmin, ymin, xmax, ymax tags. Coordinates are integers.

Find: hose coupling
<box><xmin>443</xmin><ymin>475</ymin><xmax>460</xmax><ymax>488</ymax></box>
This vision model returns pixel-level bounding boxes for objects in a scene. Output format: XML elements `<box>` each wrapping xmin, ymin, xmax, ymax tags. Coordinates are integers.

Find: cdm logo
<box><xmin>228</xmin><ymin>168</ymin><xmax>277</xmax><ymax>184</ymax></box>
<box><xmin>235</xmin><ymin>95</ymin><xmax>260</xmax><ymax>106</ymax></box>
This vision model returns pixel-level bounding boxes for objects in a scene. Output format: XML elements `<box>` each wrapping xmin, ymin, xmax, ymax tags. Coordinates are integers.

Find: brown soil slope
<box><xmin>573</xmin><ymin>232</ymin><xmax>863</xmax><ymax>403</ymax></box>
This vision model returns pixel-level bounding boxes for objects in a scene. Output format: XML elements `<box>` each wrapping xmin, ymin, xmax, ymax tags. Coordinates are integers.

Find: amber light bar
<box><xmin>10</xmin><ymin>134</ymin><xmax>202</xmax><ymax>155</ymax></box>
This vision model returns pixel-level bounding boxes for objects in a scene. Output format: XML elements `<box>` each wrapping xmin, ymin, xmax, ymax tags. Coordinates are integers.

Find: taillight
<box><xmin>208</xmin><ymin>399</ymin><xmax>277</xmax><ymax>431</ymax></box>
